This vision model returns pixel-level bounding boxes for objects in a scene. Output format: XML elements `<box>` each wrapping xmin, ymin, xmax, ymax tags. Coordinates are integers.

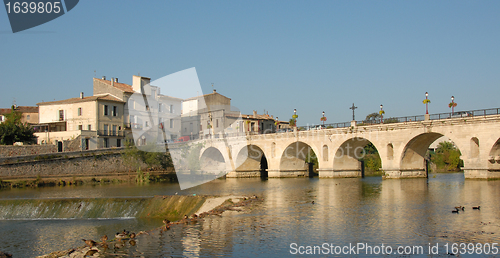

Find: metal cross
<box><xmin>349</xmin><ymin>103</ymin><xmax>357</xmax><ymax>121</ymax></box>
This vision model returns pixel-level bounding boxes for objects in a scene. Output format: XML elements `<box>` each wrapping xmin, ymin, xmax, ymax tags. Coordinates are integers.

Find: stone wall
<box><xmin>0</xmin><ymin>145</ymin><xmax>57</xmax><ymax>157</ymax></box>
<box><xmin>0</xmin><ymin>137</ymin><xmax>82</xmax><ymax>158</ymax></box>
<box><xmin>0</xmin><ymin>150</ymin><xmax>149</xmax><ymax>179</ymax></box>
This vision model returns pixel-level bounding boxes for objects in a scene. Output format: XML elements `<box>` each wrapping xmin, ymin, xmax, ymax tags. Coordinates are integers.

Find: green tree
<box><xmin>0</xmin><ymin>106</ymin><xmax>36</xmax><ymax>145</ymax></box>
<box><xmin>430</xmin><ymin>141</ymin><xmax>463</xmax><ymax>171</ymax></box>
<box><xmin>365</xmin><ymin>113</ymin><xmax>380</xmax><ymax>123</ymax></box>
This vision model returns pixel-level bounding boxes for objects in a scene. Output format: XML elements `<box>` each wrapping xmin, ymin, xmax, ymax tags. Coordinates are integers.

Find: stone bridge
<box><xmin>194</xmin><ymin>114</ymin><xmax>500</xmax><ymax>179</ymax></box>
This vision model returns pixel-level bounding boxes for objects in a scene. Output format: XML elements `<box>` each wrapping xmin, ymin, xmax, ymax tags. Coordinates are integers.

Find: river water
<box><xmin>1</xmin><ymin>173</ymin><xmax>500</xmax><ymax>257</ymax></box>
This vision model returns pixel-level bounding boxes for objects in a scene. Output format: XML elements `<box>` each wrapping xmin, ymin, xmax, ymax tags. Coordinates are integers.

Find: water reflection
<box><xmin>0</xmin><ymin>173</ymin><xmax>499</xmax><ymax>257</ymax></box>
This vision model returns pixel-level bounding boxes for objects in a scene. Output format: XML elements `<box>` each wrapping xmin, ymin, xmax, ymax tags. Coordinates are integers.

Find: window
<box><xmin>27</xmin><ymin>115</ymin><xmax>30</xmax><ymax>121</ymax></box>
<box><xmin>170</xmin><ymin>105</ymin><xmax>173</xmax><ymax>113</ymax></box>
<box><xmin>78</xmin><ymin>107</ymin><xmax>82</xmax><ymax>116</ymax></box>
<box><xmin>104</xmin><ymin>105</ymin><xmax>109</xmax><ymax>116</ymax></box>
<box><xmin>59</xmin><ymin>110</ymin><xmax>64</xmax><ymax>121</ymax></box>
<box><xmin>216</xmin><ymin>119</ymin><xmax>219</xmax><ymax>128</ymax></box>
<box><xmin>169</xmin><ymin>119</ymin><xmax>173</xmax><ymax>128</ymax></box>
<box><xmin>112</xmin><ymin>125</ymin><xmax>117</xmax><ymax>136</ymax></box>
<box><xmin>112</xmin><ymin>106</ymin><xmax>117</xmax><ymax>116</ymax></box>
<box><xmin>88</xmin><ymin>125</ymin><xmax>91</xmax><ymax>130</ymax></box>
<box><xmin>190</xmin><ymin>122</ymin><xmax>193</xmax><ymax>132</ymax></box>
<box><xmin>117</xmin><ymin>139</ymin><xmax>121</xmax><ymax>148</ymax></box>
<box><xmin>103</xmin><ymin>124</ymin><xmax>109</xmax><ymax>135</ymax></box>
<box><xmin>145</xmin><ymin>121</ymin><xmax>149</xmax><ymax>128</ymax></box>
<box><xmin>104</xmin><ymin>138</ymin><xmax>109</xmax><ymax>148</ymax></box>
<box><xmin>159</xmin><ymin>103</ymin><xmax>162</xmax><ymax>112</ymax></box>
<box><xmin>78</xmin><ymin>125</ymin><xmax>83</xmax><ymax>130</ymax></box>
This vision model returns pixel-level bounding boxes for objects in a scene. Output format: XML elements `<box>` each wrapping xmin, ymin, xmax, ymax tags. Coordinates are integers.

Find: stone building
<box><xmin>0</xmin><ymin>105</ymin><xmax>39</xmax><ymax>125</ymax></box>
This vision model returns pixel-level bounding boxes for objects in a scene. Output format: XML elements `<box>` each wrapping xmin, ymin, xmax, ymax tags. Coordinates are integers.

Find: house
<box><xmin>35</xmin><ymin>93</ymin><xmax>125</xmax><ymax>149</ymax></box>
<box><xmin>0</xmin><ymin>105</ymin><xmax>38</xmax><ymax>125</ymax></box>
<box><xmin>93</xmin><ymin>75</ymin><xmax>183</xmax><ymax>143</ymax></box>
<box><xmin>235</xmin><ymin>111</ymin><xmax>290</xmax><ymax>134</ymax></box>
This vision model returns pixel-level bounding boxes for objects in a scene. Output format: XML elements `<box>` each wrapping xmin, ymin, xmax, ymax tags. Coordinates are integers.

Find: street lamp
<box><xmin>247</xmin><ymin>115</ymin><xmax>250</xmax><ymax>132</ymax></box>
<box><xmin>423</xmin><ymin>92</ymin><xmax>430</xmax><ymax>114</ymax></box>
<box><xmin>449</xmin><ymin>96</ymin><xmax>457</xmax><ymax>116</ymax></box>
<box><xmin>379</xmin><ymin>104</ymin><xmax>384</xmax><ymax>124</ymax></box>
<box><xmin>292</xmin><ymin>109</ymin><xmax>298</xmax><ymax>127</ymax></box>
<box><xmin>321</xmin><ymin>111</ymin><xmax>327</xmax><ymax>127</ymax></box>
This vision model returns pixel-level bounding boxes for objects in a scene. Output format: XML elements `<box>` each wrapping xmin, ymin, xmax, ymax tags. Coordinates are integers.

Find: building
<box><xmin>35</xmin><ymin>93</ymin><xmax>125</xmax><ymax>149</ymax></box>
<box><xmin>235</xmin><ymin>111</ymin><xmax>290</xmax><ymax>134</ymax></box>
<box><xmin>93</xmin><ymin>75</ymin><xmax>183</xmax><ymax>144</ymax></box>
<box><xmin>0</xmin><ymin>105</ymin><xmax>38</xmax><ymax>125</ymax></box>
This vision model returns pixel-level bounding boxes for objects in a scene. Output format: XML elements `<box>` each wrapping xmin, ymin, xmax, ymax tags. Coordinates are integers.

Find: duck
<box><xmin>82</xmin><ymin>239</ymin><xmax>97</xmax><ymax>247</ymax></box>
<box><xmin>183</xmin><ymin>215</ymin><xmax>188</xmax><ymax>219</ymax></box>
<box><xmin>115</xmin><ymin>232</ymin><xmax>128</xmax><ymax>239</ymax></box>
<box><xmin>84</xmin><ymin>250</ymin><xmax>98</xmax><ymax>257</ymax></box>
<box><xmin>100</xmin><ymin>235</ymin><xmax>108</xmax><ymax>243</ymax></box>
<box><xmin>473</xmin><ymin>206</ymin><xmax>481</xmax><ymax>210</ymax></box>
<box><xmin>454</xmin><ymin>206</ymin><xmax>465</xmax><ymax>211</ymax></box>
<box><xmin>129</xmin><ymin>233</ymin><xmax>136</xmax><ymax>239</ymax></box>
<box><xmin>122</xmin><ymin>229</ymin><xmax>130</xmax><ymax>235</ymax></box>
<box><xmin>312</xmin><ymin>201</ymin><xmax>315</xmax><ymax>204</ymax></box>
<box><xmin>452</xmin><ymin>209</ymin><xmax>459</xmax><ymax>213</ymax></box>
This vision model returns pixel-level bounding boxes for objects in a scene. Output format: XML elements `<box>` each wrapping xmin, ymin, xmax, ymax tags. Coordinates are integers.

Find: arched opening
<box><xmin>323</xmin><ymin>145</ymin><xmax>329</xmax><ymax>162</ymax></box>
<box><xmin>471</xmin><ymin>137</ymin><xmax>479</xmax><ymax>159</ymax></box>
<box><xmin>235</xmin><ymin>145</ymin><xmax>268</xmax><ymax>177</ymax></box>
<box><xmin>280</xmin><ymin>141</ymin><xmax>318</xmax><ymax>176</ymax></box>
<box><xmin>200</xmin><ymin>147</ymin><xmax>226</xmax><ymax>175</ymax></box>
<box><xmin>488</xmin><ymin>138</ymin><xmax>500</xmax><ymax>170</ymax></box>
<box><xmin>402</xmin><ymin>134</ymin><xmax>463</xmax><ymax>175</ymax></box>
<box><xmin>387</xmin><ymin>143</ymin><xmax>394</xmax><ymax>160</ymax></box>
<box><xmin>333</xmin><ymin>138</ymin><xmax>382</xmax><ymax>177</ymax></box>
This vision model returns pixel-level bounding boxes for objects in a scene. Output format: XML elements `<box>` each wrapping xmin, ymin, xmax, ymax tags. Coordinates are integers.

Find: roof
<box><xmin>0</xmin><ymin>106</ymin><xmax>38</xmax><ymax>115</ymax></box>
<box><xmin>184</xmin><ymin>91</ymin><xmax>231</xmax><ymax>101</ymax></box>
<box><xmin>227</xmin><ymin>113</ymin><xmax>279</xmax><ymax>121</ymax></box>
<box><xmin>37</xmin><ymin>94</ymin><xmax>125</xmax><ymax>106</ymax></box>
<box><xmin>94</xmin><ymin>78</ymin><xmax>134</xmax><ymax>93</ymax></box>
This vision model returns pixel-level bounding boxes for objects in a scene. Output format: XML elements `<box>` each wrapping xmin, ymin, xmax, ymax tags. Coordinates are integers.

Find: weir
<box><xmin>0</xmin><ymin>195</ymin><xmax>206</xmax><ymax>221</ymax></box>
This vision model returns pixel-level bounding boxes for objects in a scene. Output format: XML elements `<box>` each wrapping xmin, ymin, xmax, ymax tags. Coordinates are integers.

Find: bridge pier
<box><xmin>226</xmin><ymin>170</ymin><xmax>262</xmax><ymax>178</ymax></box>
<box><xmin>463</xmin><ymin>168</ymin><xmax>500</xmax><ymax>179</ymax></box>
<box><xmin>383</xmin><ymin>169</ymin><xmax>427</xmax><ymax>179</ymax></box>
<box><xmin>268</xmin><ymin>169</ymin><xmax>307</xmax><ymax>177</ymax></box>
<box><xmin>318</xmin><ymin>169</ymin><xmax>361</xmax><ymax>178</ymax></box>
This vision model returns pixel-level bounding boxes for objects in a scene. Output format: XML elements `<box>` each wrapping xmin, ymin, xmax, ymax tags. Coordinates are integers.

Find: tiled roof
<box><xmin>227</xmin><ymin>113</ymin><xmax>280</xmax><ymax>121</ymax></box>
<box><xmin>0</xmin><ymin>106</ymin><xmax>38</xmax><ymax>115</ymax></box>
<box><xmin>94</xmin><ymin>78</ymin><xmax>134</xmax><ymax>93</ymax></box>
<box><xmin>184</xmin><ymin>91</ymin><xmax>231</xmax><ymax>101</ymax></box>
<box><xmin>37</xmin><ymin>94</ymin><xmax>125</xmax><ymax>106</ymax></box>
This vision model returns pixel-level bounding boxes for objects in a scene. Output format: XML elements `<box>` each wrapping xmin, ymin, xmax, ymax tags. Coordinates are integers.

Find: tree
<box><xmin>0</xmin><ymin>106</ymin><xmax>36</xmax><ymax>145</ymax></box>
<box><xmin>430</xmin><ymin>141</ymin><xmax>463</xmax><ymax>171</ymax></box>
<box><xmin>365</xmin><ymin>113</ymin><xmax>380</xmax><ymax>123</ymax></box>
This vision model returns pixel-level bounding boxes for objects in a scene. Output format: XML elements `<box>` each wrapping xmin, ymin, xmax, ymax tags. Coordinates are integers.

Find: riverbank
<box><xmin>34</xmin><ymin>195</ymin><xmax>262</xmax><ymax>258</ymax></box>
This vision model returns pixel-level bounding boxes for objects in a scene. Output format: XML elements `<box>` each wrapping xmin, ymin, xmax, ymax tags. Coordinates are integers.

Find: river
<box><xmin>1</xmin><ymin>173</ymin><xmax>499</xmax><ymax>257</ymax></box>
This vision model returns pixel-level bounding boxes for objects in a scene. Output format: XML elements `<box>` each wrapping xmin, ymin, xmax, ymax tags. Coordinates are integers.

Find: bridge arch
<box><xmin>399</xmin><ymin>132</ymin><xmax>466</xmax><ymax>175</ymax></box>
<box><xmin>279</xmin><ymin>141</ymin><xmax>319</xmax><ymax>176</ymax></box>
<box><xmin>234</xmin><ymin>144</ymin><xmax>269</xmax><ymax>177</ymax></box>
<box><xmin>488</xmin><ymin>138</ymin><xmax>500</xmax><ymax>170</ymax></box>
<box><xmin>200</xmin><ymin>146</ymin><xmax>227</xmax><ymax>174</ymax></box>
<box><xmin>332</xmin><ymin>137</ymin><xmax>382</xmax><ymax>177</ymax></box>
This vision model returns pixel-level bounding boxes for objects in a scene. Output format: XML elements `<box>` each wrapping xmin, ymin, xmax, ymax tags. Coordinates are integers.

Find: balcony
<box><xmin>97</xmin><ymin>130</ymin><xmax>125</xmax><ymax>137</ymax></box>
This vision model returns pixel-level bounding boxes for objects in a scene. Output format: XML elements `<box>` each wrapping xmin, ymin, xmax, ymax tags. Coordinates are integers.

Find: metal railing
<box><xmin>299</xmin><ymin>107</ymin><xmax>500</xmax><ymax>131</ymax></box>
<box><xmin>97</xmin><ymin>130</ymin><xmax>125</xmax><ymax>137</ymax></box>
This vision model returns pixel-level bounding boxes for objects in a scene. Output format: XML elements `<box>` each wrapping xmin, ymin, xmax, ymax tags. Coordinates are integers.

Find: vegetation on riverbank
<box><xmin>429</xmin><ymin>141</ymin><xmax>463</xmax><ymax>172</ymax></box>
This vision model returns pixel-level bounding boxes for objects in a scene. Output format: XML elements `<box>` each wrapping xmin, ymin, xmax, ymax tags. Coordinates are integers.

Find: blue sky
<box><xmin>1</xmin><ymin>1</ymin><xmax>500</xmax><ymax>125</ymax></box>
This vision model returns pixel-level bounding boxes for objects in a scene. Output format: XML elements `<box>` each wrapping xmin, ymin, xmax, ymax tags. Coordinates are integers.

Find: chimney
<box><xmin>253</xmin><ymin>110</ymin><xmax>257</xmax><ymax>117</ymax></box>
<box><xmin>102</xmin><ymin>76</ymin><xmax>106</xmax><ymax>80</ymax></box>
<box><xmin>111</xmin><ymin>77</ymin><xmax>114</xmax><ymax>86</ymax></box>
<box><xmin>213</xmin><ymin>89</ymin><xmax>216</xmax><ymax>93</ymax></box>
<box><xmin>80</xmin><ymin>92</ymin><xmax>84</xmax><ymax>99</ymax></box>
<box><xmin>115</xmin><ymin>78</ymin><xmax>118</xmax><ymax>83</ymax></box>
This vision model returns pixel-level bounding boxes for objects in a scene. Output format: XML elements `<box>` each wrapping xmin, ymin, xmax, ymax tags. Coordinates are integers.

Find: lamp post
<box><xmin>449</xmin><ymin>96</ymin><xmax>457</xmax><ymax>116</ymax></box>
<box><xmin>247</xmin><ymin>115</ymin><xmax>250</xmax><ymax>132</ymax></box>
<box><xmin>321</xmin><ymin>111</ymin><xmax>327</xmax><ymax>127</ymax></box>
<box><xmin>292</xmin><ymin>109</ymin><xmax>298</xmax><ymax>127</ymax></box>
<box><xmin>423</xmin><ymin>92</ymin><xmax>430</xmax><ymax>114</ymax></box>
<box><xmin>379</xmin><ymin>104</ymin><xmax>384</xmax><ymax>124</ymax></box>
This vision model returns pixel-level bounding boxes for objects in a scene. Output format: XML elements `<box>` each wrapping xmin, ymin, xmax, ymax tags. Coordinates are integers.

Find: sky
<box><xmin>1</xmin><ymin>1</ymin><xmax>500</xmax><ymax>125</ymax></box>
